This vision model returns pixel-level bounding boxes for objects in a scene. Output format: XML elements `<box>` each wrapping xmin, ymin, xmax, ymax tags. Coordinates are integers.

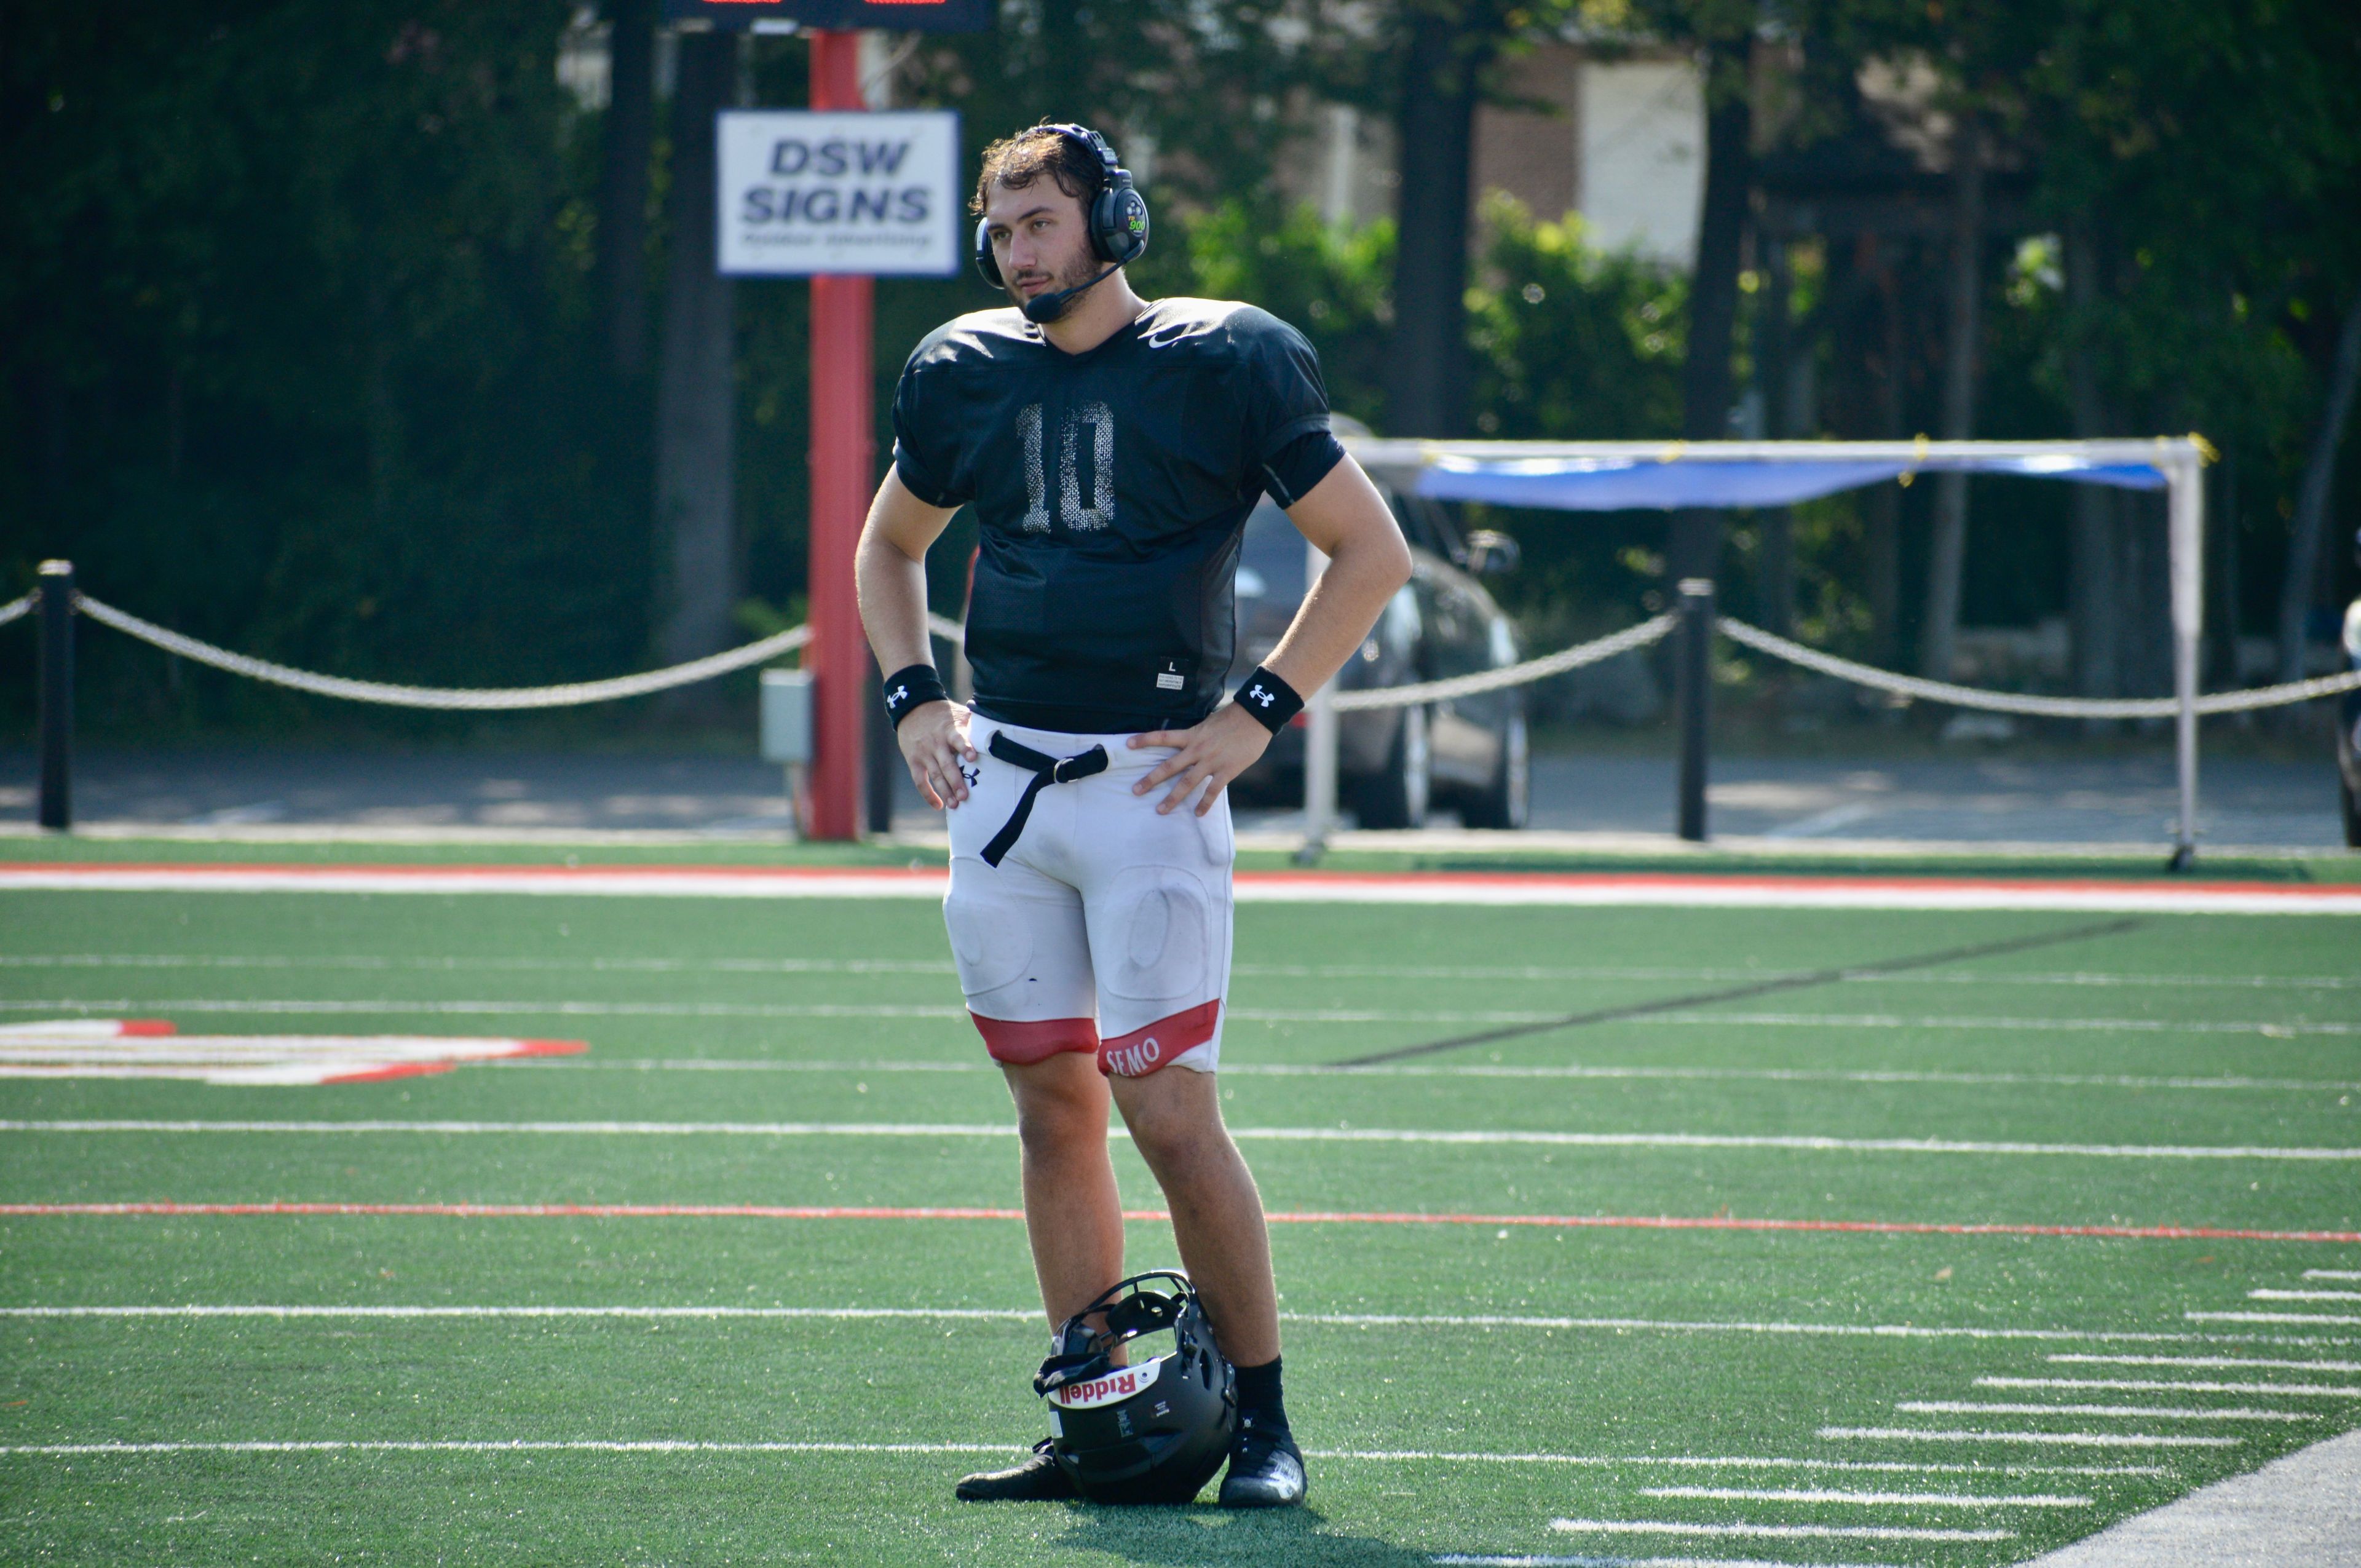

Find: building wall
<box><xmin>1279</xmin><ymin>46</ymin><xmax>1706</xmax><ymax>271</ymax></box>
<box><xmin>1570</xmin><ymin>57</ymin><xmax>1703</xmax><ymax>267</ymax></box>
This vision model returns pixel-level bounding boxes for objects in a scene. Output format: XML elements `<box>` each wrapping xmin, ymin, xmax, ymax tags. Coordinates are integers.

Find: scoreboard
<box><xmin>662</xmin><ymin>0</ymin><xmax>992</xmax><ymax>31</ymax></box>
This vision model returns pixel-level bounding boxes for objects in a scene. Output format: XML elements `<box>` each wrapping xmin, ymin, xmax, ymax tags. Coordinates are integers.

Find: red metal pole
<box><xmin>805</xmin><ymin>31</ymin><xmax>874</xmax><ymax>840</ymax></box>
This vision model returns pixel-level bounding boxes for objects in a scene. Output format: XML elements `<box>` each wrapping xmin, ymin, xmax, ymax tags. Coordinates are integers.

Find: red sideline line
<box><xmin>7</xmin><ymin>861</ymin><xmax>2355</xmax><ymax>899</ymax></box>
<box><xmin>2</xmin><ymin>1202</ymin><xmax>2354</xmax><ymax>1243</ymax></box>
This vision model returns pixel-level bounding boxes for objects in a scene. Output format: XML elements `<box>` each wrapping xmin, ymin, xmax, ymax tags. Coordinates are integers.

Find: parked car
<box><xmin>2339</xmin><ymin>531</ymin><xmax>2360</xmax><ymax>848</ymax></box>
<box><xmin>1232</xmin><ymin>428</ymin><xmax>1530</xmax><ymax>829</ymax></box>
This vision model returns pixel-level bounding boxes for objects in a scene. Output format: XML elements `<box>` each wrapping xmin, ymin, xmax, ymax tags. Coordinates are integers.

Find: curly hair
<box><xmin>971</xmin><ymin>123</ymin><xmax>1105</xmax><ymax>216</ymax></box>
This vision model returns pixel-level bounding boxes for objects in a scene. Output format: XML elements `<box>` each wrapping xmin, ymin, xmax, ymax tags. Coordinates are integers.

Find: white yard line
<box><xmin>1977</xmin><ymin>1376</ymin><xmax>2360</xmax><ymax>1398</ymax></box>
<box><xmin>2305</xmin><ymin>1270</ymin><xmax>2361</xmax><ymax>1281</ymax></box>
<box><xmin>7</xmin><ymin>995</ymin><xmax>2356</xmax><ymax>1038</ymax></box>
<box><xmin>7</xmin><ymin>1117</ymin><xmax>2357</xmax><ymax>1162</ymax></box>
<box><xmin>1895</xmin><ymin>1401</ymin><xmax>2313</xmax><ymax>1423</ymax></box>
<box><xmin>1437</xmin><ymin>1559</ymin><xmax>1896</xmax><ymax>1568</ymax></box>
<box><xmin>9</xmin><ymin>952</ymin><xmax>2354</xmax><ymax>991</ymax></box>
<box><xmin>2188</xmin><ymin>1311</ymin><xmax>2361</xmax><ymax>1326</ymax></box>
<box><xmin>5</xmin><ymin>1304</ymin><xmax>2313</xmax><ymax>1350</ymax></box>
<box><xmin>1822</xmin><ymin>1428</ymin><xmax>2240</xmax><ymax>1448</ymax></box>
<box><xmin>0</xmin><ymin>1439</ymin><xmax>2126</xmax><ymax>1474</ymax></box>
<box><xmin>1636</xmin><ymin>1485</ymin><xmax>2089</xmax><ymax>1508</ymax></box>
<box><xmin>500</xmin><ymin>1058</ymin><xmax>2361</xmax><ymax>1096</ymax></box>
<box><xmin>1549</xmin><ymin>1519</ymin><xmax>2013</xmax><ymax>1543</ymax></box>
<box><xmin>2048</xmin><ymin>1354</ymin><xmax>2361</xmax><ymax>1373</ymax></box>
<box><xmin>2250</xmin><ymin>1288</ymin><xmax>2361</xmax><ymax>1302</ymax></box>
<box><xmin>1436</xmin><ymin>1558</ymin><xmax>1897</xmax><ymax>1568</ymax></box>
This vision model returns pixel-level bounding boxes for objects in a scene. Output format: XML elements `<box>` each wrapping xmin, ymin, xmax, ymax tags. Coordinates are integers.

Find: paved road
<box><xmin>1</xmin><ymin>745</ymin><xmax>2343</xmax><ymax>849</ymax></box>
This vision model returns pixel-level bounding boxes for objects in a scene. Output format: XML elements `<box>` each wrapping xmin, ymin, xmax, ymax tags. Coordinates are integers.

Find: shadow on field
<box><xmin>1053</xmin><ymin>1503</ymin><xmax>1430</xmax><ymax>1565</ymax></box>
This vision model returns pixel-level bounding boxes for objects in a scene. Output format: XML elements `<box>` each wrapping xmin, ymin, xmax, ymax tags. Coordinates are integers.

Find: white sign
<box><xmin>717</xmin><ymin>110</ymin><xmax>961</xmax><ymax>277</ymax></box>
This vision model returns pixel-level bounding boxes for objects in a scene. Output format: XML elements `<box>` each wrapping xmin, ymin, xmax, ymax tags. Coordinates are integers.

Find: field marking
<box><xmin>2049</xmin><ymin>1354</ymin><xmax>2361</xmax><ymax>1373</ymax></box>
<box><xmin>0</xmin><ymin>1026</ymin><xmax>583</xmax><ymax>1085</ymax></box>
<box><xmin>1822</xmin><ymin>1428</ymin><xmax>2240</xmax><ymax>1448</ymax></box>
<box><xmin>10</xmin><ymin>994</ymin><xmax>2357</xmax><ymax>1040</ymax></box>
<box><xmin>2188</xmin><ymin>1311</ymin><xmax>2361</xmax><ymax>1326</ymax></box>
<box><xmin>14</xmin><ymin>952</ymin><xmax>2355</xmax><ymax>992</ymax></box>
<box><xmin>0</xmin><ymin>1301</ymin><xmax>2308</xmax><ymax>1347</ymax></box>
<box><xmin>10</xmin><ymin>860</ymin><xmax>2361</xmax><ymax>913</ymax></box>
<box><xmin>0</xmin><ymin>1439</ymin><xmax>2124</xmax><ymax>1474</ymax></box>
<box><xmin>14</xmin><ymin>995</ymin><xmax>2358</xmax><ymax>1043</ymax></box>
<box><xmin>500</xmin><ymin>1058</ymin><xmax>2361</xmax><ymax>1096</ymax></box>
<box><xmin>1894</xmin><ymin>1401</ymin><xmax>2313</xmax><ymax>1422</ymax></box>
<box><xmin>9</xmin><ymin>1117</ymin><xmax>2359</xmax><ymax>1163</ymax></box>
<box><xmin>1549</xmin><ymin>1519</ymin><xmax>2013</xmax><ymax>1543</ymax></box>
<box><xmin>2252</xmin><ymin>1288</ymin><xmax>2361</xmax><ymax>1301</ymax></box>
<box><xmin>1436</xmin><ymin>1558</ymin><xmax>1897</xmax><ymax>1568</ymax></box>
<box><xmin>1976</xmin><ymin>1376</ymin><xmax>2360</xmax><ymax>1398</ymax></box>
<box><xmin>2306</xmin><ymin>1270</ymin><xmax>2361</xmax><ymax>1281</ymax></box>
<box><xmin>1436</xmin><ymin>1558</ymin><xmax>1896</xmax><ymax>1568</ymax></box>
<box><xmin>6</xmin><ymin>1202</ymin><xmax>2358</xmax><ymax>1248</ymax></box>
<box><xmin>1636</xmin><ymin>1485</ymin><xmax>2089</xmax><ymax>1508</ymax></box>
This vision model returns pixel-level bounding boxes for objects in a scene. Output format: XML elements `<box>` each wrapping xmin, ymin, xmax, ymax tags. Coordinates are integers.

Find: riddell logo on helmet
<box><xmin>1052</xmin><ymin>1357</ymin><xmax>1163</xmax><ymax>1409</ymax></box>
<box><xmin>1104</xmin><ymin>1035</ymin><xmax>1163</xmax><ymax>1077</ymax></box>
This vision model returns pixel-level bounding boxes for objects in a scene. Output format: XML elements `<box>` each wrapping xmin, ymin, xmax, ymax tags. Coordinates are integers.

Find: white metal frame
<box><xmin>1332</xmin><ymin>437</ymin><xmax>2210</xmax><ymax>858</ymax></box>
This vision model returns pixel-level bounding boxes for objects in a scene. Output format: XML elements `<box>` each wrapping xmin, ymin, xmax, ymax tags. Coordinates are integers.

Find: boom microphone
<box><xmin>1021</xmin><ymin>263</ymin><xmax>1121</xmax><ymax>325</ymax></box>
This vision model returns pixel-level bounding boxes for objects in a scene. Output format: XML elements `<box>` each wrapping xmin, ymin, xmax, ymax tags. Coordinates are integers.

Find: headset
<box><xmin>974</xmin><ymin>124</ymin><xmax>1150</xmax><ymax>320</ymax></box>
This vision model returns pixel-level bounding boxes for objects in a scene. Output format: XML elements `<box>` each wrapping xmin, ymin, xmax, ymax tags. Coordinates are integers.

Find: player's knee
<box><xmin>1008</xmin><ymin>1065</ymin><xmax>1109</xmax><ymax>1151</ymax></box>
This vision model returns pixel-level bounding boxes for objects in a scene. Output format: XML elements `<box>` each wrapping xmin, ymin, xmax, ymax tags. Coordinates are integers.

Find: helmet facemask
<box><xmin>1033</xmin><ymin>1270</ymin><xmax>1236</xmax><ymax>1504</ymax></box>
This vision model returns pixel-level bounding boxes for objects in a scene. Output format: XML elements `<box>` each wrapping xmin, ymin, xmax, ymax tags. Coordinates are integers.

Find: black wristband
<box><xmin>882</xmin><ymin>663</ymin><xmax>949</xmax><ymax>729</ymax></box>
<box><xmin>1232</xmin><ymin>665</ymin><xmax>1305</xmax><ymax>734</ymax></box>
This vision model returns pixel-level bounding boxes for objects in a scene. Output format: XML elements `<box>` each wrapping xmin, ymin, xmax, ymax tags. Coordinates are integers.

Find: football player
<box><xmin>856</xmin><ymin>122</ymin><xmax>1412</xmax><ymax>1507</ymax></box>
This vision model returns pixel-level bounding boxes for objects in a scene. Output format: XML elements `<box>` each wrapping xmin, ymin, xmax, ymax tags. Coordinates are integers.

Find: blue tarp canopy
<box><xmin>1410</xmin><ymin>452</ymin><xmax>2169</xmax><ymax>510</ymax></box>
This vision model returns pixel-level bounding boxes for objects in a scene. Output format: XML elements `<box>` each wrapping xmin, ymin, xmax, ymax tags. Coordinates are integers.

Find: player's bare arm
<box><xmin>854</xmin><ymin>469</ymin><xmax>975</xmax><ymax>810</ymax></box>
<box><xmin>1131</xmin><ymin>455</ymin><xmax>1412</xmax><ymax>815</ymax></box>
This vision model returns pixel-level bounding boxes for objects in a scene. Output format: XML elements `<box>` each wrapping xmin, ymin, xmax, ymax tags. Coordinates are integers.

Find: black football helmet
<box><xmin>1033</xmin><ymin>1270</ymin><xmax>1235</xmax><ymax>1504</ymax></box>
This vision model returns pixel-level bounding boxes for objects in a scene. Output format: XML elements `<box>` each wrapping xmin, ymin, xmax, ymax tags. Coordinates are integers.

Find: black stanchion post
<box><xmin>1675</xmin><ymin>577</ymin><xmax>1713</xmax><ymax>843</ymax></box>
<box><xmin>36</xmin><ymin>559</ymin><xmax>74</xmax><ymax>833</ymax></box>
<box><xmin>864</xmin><ymin>668</ymin><xmax>896</xmax><ymax>836</ymax></box>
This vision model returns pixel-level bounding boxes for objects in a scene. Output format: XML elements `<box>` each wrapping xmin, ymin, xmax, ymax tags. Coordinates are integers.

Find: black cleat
<box><xmin>1217</xmin><ymin>1418</ymin><xmax>1306</xmax><ymax>1508</ymax></box>
<box><xmin>955</xmin><ymin>1438</ymin><xmax>1077</xmax><ymax>1502</ymax></box>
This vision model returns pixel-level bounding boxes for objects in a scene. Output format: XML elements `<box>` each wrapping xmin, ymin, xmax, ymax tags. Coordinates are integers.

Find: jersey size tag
<box><xmin>1154</xmin><ymin>658</ymin><xmax>1193</xmax><ymax>693</ymax></box>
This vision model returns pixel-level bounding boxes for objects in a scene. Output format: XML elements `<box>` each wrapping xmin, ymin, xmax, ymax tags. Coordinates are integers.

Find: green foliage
<box><xmin>1467</xmin><ymin>197</ymin><xmax>1685</xmax><ymax>440</ymax></box>
<box><xmin>1160</xmin><ymin>201</ymin><xmax>1398</xmax><ymax>429</ymax></box>
<box><xmin>1</xmin><ymin>1</ymin><xmax>649</xmax><ymax>734</ymax></box>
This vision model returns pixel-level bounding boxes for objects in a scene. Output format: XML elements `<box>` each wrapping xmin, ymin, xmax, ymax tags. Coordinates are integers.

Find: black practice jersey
<box><xmin>891</xmin><ymin>297</ymin><xmax>1344</xmax><ymax>734</ymax></box>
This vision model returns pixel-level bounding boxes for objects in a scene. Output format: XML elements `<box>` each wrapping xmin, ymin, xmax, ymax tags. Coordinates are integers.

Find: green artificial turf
<box><xmin>0</xmin><ymin>882</ymin><xmax>2355</xmax><ymax>1565</ymax></box>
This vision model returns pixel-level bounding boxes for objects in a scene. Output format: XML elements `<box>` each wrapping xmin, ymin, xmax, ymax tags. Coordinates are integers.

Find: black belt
<box><xmin>981</xmin><ymin>732</ymin><xmax>1110</xmax><ymax>867</ymax></box>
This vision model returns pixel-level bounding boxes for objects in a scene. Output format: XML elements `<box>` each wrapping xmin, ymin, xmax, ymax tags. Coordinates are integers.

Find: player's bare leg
<box><xmin>1003</xmin><ymin>1051</ymin><xmax>1128</xmax><ymax>1329</ymax></box>
<box><xmin>1107</xmin><ymin>1067</ymin><xmax>1276</xmax><ymax>1364</ymax></box>
<box><xmin>1110</xmin><ymin>1064</ymin><xmax>1303</xmax><ymax>1504</ymax></box>
<box><xmin>956</xmin><ymin>1051</ymin><xmax>1125</xmax><ymax>1502</ymax></box>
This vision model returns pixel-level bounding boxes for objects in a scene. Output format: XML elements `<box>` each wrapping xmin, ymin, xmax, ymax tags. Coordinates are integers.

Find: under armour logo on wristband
<box><xmin>1233</xmin><ymin>665</ymin><xmax>1303</xmax><ymax>734</ymax></box>
<box><xmin>882</xmin><ymin>664</ymin><xmax>949</xmax><ymax>729</ymax></box>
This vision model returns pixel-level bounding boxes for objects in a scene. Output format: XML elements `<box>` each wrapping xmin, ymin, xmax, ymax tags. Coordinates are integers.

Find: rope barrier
<box><xmin>73</xmin><ymin>595</ymin><xmax>813</xmax><ymax>711</ymax></box>
<box><xmin>1329</xmin><ymin>614</ymin><xmax>1677</xmax><ymax>711</ymax></box>
<box><xmin>24</xmin><ymin>588</ymin><xmax>2354</xmax><ymax>720</ymax></box>
<box><xmin>1718</xmin><ymin>617</ymin><xmax>2361</xmax><ymax>718</ymax></box>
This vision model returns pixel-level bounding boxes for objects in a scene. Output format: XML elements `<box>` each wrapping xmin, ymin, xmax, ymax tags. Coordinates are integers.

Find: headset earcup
<box><xmin>974</xmin><ymin>216</ymin><xmax>1002</xmax><ymax>288</ymax></box>
<box><xmin>1094</xmin><ymin>183</ymin><xmax>1149</xmax><ymax>266</ymax></box>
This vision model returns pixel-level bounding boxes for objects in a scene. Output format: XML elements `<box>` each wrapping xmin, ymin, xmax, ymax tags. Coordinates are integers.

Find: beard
<box><xmin>1005</xmin><ymin>248</ymin><xmax>1104</xmax><ymax>322</ymax></box>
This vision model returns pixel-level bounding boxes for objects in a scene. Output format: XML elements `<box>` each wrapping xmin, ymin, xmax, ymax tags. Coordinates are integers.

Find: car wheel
<box><xmin>1462</xmin><ymin>712</ymin><xmax>1529</xmax><ymax>830</ymax></box>
<box><xmin>1351</xmin><ymin>705</ymin><xmax>1429</xmax><ymax>830</ymax></box>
